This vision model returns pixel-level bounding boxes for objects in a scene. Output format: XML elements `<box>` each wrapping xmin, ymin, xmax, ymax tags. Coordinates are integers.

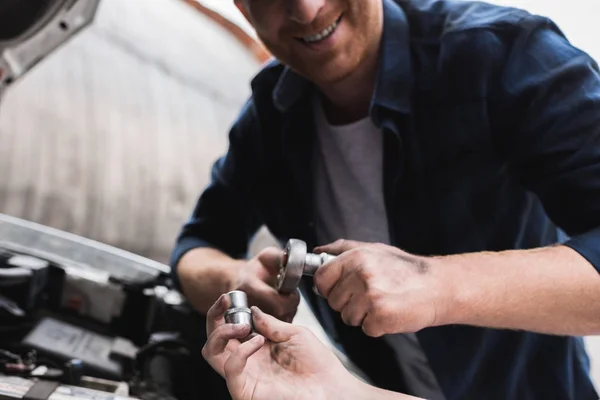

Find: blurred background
<box><xmin>0</xmin><ymin>0</ymin><xmax>598</xmax><ymax>391</ymax></box>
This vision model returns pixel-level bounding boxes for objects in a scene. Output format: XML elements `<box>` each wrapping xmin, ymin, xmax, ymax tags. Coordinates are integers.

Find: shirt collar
<box><xmin>272</xmin><ymin>0</ymin><xmax>412</xmax><ymax>116</ymax></box>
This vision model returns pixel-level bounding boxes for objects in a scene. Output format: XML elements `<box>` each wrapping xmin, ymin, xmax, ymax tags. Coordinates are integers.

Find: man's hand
<box><xmin>233</xmin><ymin>247</ymin><xmax>300</xmax><ymax>322</ymax></box>
<box><xmin>202</xmin><ymin>294</ymin><xmax>422</xmax><ymax>400</ymax></box>
<box><xmin>314</xmin><ymin>240</ymin><xmax>600</xmax><ymax>337</ymax></box>
<box><xmin>313</xmin><ymin>240</ymin><xmax>452</xmax><ymax>337</ymax></box>
<box><xmin>177</xmin><ymin>246</ymin><xmax>299</xmax><ymax>321</ymax></box>
<box><xmin>202</xmin><ymin>294</ymin><xmax>361</xmax><ymax>400</ymax></box>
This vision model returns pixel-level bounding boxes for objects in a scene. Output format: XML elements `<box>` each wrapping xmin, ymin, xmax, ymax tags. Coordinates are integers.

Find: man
<box><xmin>171</xmin><ymin>0</ymin><xmax>600</xmax><ymax>398</ymax></box>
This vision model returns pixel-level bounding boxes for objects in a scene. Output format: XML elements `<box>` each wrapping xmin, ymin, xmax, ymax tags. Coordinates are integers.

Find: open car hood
<box><xmin>0</xmin><ymin>0</ymin><xmax>100</xmax><ymax>90</ymax></box>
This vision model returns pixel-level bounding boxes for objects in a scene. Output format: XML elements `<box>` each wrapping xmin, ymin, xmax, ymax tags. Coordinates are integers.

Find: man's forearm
<box><xmin>177</xmin><ymin>247</ymin><xmax>240</xmax><ymax>314</ymax></box>
<box><xmin>437</xmin><ymin>244</ymin><xmax>600</xmax><ymax>336</ymax></box>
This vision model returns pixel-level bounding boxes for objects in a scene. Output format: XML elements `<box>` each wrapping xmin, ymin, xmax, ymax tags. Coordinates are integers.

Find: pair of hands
<box><xmin>238</xmin><ymin>239</ymin><xmax>451</xmax><ymax>337</ymax></box>
<box><xmin>202</xmin><ymin>293</ymin><xmax>421</xmax><ymax>400</ymax></box>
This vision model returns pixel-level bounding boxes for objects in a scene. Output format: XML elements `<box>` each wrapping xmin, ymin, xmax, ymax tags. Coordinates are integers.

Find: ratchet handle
<box><xmin>303</xmin><ymin>253</ymin><xmax>335</xmax><ymax>275</ymax></box>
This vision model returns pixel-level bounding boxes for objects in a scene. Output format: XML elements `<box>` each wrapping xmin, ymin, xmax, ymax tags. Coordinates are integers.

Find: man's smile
<box><xmin>296</xmin><ymin>14</ymin><xmax>343</xmax><ymax>44</ymax></box>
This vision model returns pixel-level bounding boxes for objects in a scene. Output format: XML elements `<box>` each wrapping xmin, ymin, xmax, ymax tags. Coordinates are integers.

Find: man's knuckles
<box><xmin>355</xmin><ymin>262</ymin><xmax>377</xmax><ymax>283</ymax></box>
<box><xmin>372</xmin><ymin>295</ymin><xmax>394</xmax><ymax>318</ymax></box>
<box><xmin>313</xmin><ymin>275</ymin><xmax>333</xmax><ymax>297</ymax></box>
<box><xmin>349</xmin><ymin>248</ymin><xmax>382</xmax><ymax>272</ymax></box>
<box><xmin>328</xmin><ymin>295</ymin><xmax>346</xmax><ymax>312</ymax></box>
<box><xmin>341</xmin><ymin>307</ymin><xmax>363</xmax><ymax>327</ymax></box>
<box><xmin>362</xmin><ymin>305</ymin><xmax>397</xmax><ymax>337</ymax></box>
<box><xmin>357</xmin><ymin>296</ymin><xmax>397</xmax><ymax>336</ymax></box>
<box><xmin>362</xmin><ymin>318</ymin><xmax>386</xmax><ymax>337</ymax></box>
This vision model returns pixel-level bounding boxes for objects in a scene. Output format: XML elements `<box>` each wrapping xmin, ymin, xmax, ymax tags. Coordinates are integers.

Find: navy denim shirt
<box><xmin>171</xmin><ymin>0</ymin><xmax>600</xmax><ymax>398</ymax></box>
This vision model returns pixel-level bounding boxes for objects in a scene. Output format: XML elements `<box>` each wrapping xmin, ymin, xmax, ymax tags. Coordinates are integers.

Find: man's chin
<box><xmin>290</xmin><ymin>62</ymin><xmax>355</xmax><ymax>87</ymax></box>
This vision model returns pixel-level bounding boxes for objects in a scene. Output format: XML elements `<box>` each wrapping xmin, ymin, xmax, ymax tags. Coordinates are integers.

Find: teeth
<box><xmin>302</xmin><ymin>20</ymin><xmax>338</xmax><ymax>43</ymax></box>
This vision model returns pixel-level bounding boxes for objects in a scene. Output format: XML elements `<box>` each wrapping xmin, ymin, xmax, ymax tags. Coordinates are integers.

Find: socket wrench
<box><xmin>276</xmin><ymin>239</ymin><xmax>335</xmax><ymax>294</ymax></box>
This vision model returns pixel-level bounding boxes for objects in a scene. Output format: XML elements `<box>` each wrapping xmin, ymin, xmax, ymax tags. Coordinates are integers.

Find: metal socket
<box><xmin>276</xmin><ymin>239</ymin><xmax>336</xmax><ymax>294</ymax></box>
<box><xmin>224</xmin><ymin>290</ymin><xmax>253</xmax><ymax>328</ymax></box>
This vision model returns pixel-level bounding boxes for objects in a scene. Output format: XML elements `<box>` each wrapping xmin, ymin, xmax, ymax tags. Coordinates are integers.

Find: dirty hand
<box><xmin>202</xmin><ymin>294</ymin><xmax>365</xmax><ymax>400</ymax></box>
<box><xmin>313</xmin><ymin>240</ymin><xmax>451</xmax><ymax>337</ymax></box>
<box><xmin>233</xmin><ymin>247</ymin><xmax>300</xmax><ymax>322</ymax></box>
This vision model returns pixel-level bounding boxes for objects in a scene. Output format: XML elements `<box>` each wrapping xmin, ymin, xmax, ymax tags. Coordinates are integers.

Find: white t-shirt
<box><xmin>312</xmin><ymin>94</ymin><xmax>446</xmax><ymax>400</ymax></box>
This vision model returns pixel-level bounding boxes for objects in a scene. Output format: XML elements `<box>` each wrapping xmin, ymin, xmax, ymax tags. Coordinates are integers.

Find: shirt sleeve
<box><xmin>169</xmin><ymin>98</ymin><xmax>264</xmax><ymax>289</ymax></box>
<box><xmin>496</xmin><ymin>16</ymin><xmax>600</xmax><ymax>272</ymax></box>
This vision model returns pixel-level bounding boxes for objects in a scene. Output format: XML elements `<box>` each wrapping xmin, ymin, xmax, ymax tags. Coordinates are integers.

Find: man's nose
<box><xmin>287</xmin><ymin>0</ymin><xmax>326</xmax><ymax>25</ymax></box>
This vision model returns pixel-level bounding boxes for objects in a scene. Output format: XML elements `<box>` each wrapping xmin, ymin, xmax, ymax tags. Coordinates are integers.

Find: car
<box><xmin>0</xmin><ymin>3</ymin><xmax>204</xmax><ymax>398</ymax></box>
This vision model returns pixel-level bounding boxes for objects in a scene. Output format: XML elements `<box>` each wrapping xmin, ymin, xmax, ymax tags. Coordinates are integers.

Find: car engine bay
<box><xmin>0</xmin><ymin>213</ymin><xmax>211</xmax><ymax>400</ymax></box>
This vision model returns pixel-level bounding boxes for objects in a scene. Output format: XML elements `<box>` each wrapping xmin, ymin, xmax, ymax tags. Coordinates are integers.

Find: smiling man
<box><xmin>236</xmin><ymin>0</ymin><xmax>382</xmax><ymax>126</ymax></box>
<box><xmin>171</xmin><ymin>0</ymin><xmax>600</xmax><ymax>399</ymax></box>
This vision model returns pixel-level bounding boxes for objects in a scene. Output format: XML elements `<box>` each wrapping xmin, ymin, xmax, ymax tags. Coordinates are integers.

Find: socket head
<box><xmin>276</xmin><ymin>239</ymin><xmax>306</xmax><ymax>294</ymax></box>
<box><xmin>224</xmin><ymin>290</ymin><xmax>253</xmax><ymax>327</ymax></box>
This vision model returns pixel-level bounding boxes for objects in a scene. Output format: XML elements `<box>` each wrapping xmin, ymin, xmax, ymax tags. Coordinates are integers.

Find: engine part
<box><xmin>21</xmin><ymin>317</ymin><xmax>127</xmax><ymax>381</ymax></box>
<box><xmin>0</xmin><ymin>253</ymin><xmax>50</xmax><ymax>312</ymax></box>
<box><xmin>0</xmin><ymin>374</ymin><xmax>136</xmax><ymax>399</ymax></box>
<box><xmin>276</xmin><ymin>239</ymin><xmax>336</xmax><ymax>294</ymax></box>
<box><xmin>224</xmin><ymin>291</ymin><xmax>253</xmax><ymax>328</ymax></box>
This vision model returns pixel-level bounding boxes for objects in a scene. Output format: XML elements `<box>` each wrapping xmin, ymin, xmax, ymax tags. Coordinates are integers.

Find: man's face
<box><xmin>235</xmin><ymin>0</ymin><xmax>383</xmax><ymax>86</ymax></box>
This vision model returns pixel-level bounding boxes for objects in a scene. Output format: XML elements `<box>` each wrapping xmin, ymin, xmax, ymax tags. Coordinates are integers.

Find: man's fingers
<box><xmin>256</xmin><ymin>247</ymin><xmax>283</xmax><ymax>277</ymax></box>
<box><xmin>341</xmin><ymin>294</ymin><xmax>368</xmax><ymax>327</ymax></box>
<box><xmin>224</xmin><ymin>334</ymin><xmax>265</xmax><ymax>379</ymax></box>
<box><xmin>324</xmin><ymin>267</ymin><xmax>368</xmax><ymax>327</ymax></box>
<box><xmin>327</xmin><ymin>271</ymin><xmax>362</xmax><ymax>312</ymax></box>
<box><xmin>362</xmin><ymin>313</ymin><xmax>385</xmax><ymax>338</ymax></box>
<box><xmin>278</xmin><ymin>289</ymin><xmax>301</xmax><ymax>322</ymax></box>
<box><xmin>313</xmin><ymin>257</ymin><xmax>345</xmax><ymax>298</ymax></box>
<box><xmin>249</xmin><ymin>282</ymin><xmax>300</xmax><ymax>320</ymax></box>
<box><xmin>251</xmin><ymin>306</ymin><xmax>298</xmax><ymax>343</ymax></box>
<box><xmin>314</xmin><ymin>239</ymin><xmax>364</xmax><ymax>255</ymax></box>
<box><xmin>206</xmin><ymin>294</ymin><xmax>230</xmax><ymax>337</ymax></box>
<box><xmin>202</xmin><ymin>323</ymin><xmax>252</xmax><ymax>376</ymax></box>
